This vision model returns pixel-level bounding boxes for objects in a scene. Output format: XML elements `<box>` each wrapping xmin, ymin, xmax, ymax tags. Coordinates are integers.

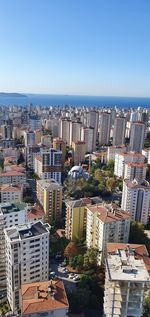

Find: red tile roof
<box><xmin>21</xmin><ymin>280</ymin><xmax>69</xmax><ymax>315</ymax></box>
<box><xmin>87</xmin><ymin>205</ymin><xmax>130</xmax><ymax>223</ymax></box>
<box><xmin>27</xmin><ymin>204</ymin><xmax>45</xmax><ymax>221</ymax></box>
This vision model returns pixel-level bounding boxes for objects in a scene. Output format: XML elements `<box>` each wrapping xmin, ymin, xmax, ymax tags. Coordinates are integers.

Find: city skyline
<box><xmin>0</xmin><ymin>0</ymin><xmax>150</xmax><ymax>97</ymax></box>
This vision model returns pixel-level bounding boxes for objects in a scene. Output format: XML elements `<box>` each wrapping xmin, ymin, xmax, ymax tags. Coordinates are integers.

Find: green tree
<box><xmin>143</xmin><ymin>292</ymin><xmax>150</xmax><ymax>317</ymax></box>
<box><xmin>106</xmin><ymin>177</ymin><xmax>117</xmax><ymax>192</ymax></box>
<box><xmin>129</xmin><ymin>221</ymin><xmax>150</xmax><ymax>254</ymax></box>
<box><xmin>68</xmin><ymin>288</ymin><xmax>91</xmax><ymax>314</ymax></box>
<box><xmin>84</xmin><ymin>248</ymin><xmax>99</xmax><ymax>268</ymax></box>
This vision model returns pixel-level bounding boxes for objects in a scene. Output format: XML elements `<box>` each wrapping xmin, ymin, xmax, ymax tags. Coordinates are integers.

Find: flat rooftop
<box><xmin>0</xmin><ymin>202</ymin><xmax>27</xmax><ymax>214</ymax></box>
<box><xmin>106</xmin><ymin>247</ymin><xmax>150</xmax><ymax>282</ymax></box>
<box><xmin>5</xmin><ymin>221</ymin><xmax>50</xmax><ymax>241</ymax></box>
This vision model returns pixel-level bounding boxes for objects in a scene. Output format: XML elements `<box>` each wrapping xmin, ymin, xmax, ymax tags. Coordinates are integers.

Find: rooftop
<box><xmin>21</xmin><ymin>279</ymin><xmax>69</xmax><ymax>315</ymax></box>
<box><xmin>27</xmin><ymin>204</ymin><xmax>45</xmax><ymax>221</ymax></box>
<box><xmin>106</xmin><ymin>245</ymin><xmax>150</xmax><ymax>282</ymax></box>
<box><xmin>0</xmin><ymin>184</ymin><xmax>23</xmax><ymax>192</ymax></box>
<box><xmin>107</xmin><ymin>243</ymin><xmax>150</xmax><ymax>272</ymax></box>
<box><xmin>37</xmin><ymin>178</ymin><xmax>62</xmax><ymax>190</ymax></box>
<box><xmin>0</xmin><ymin>202</ymin><xmax>27</xmax><ymax>214</ymax></box>
<box><xmin>5</xmin><ymin>221</ymin><xmax>50</xmax><ymax>241</ymax></box>
<box><xmin>66</xmin><ymin>196</ymin><xmax>102</xmax><ymax>208</ymax></box>
<box><xmin>87</xmin><ymin>204</ymin><xmax>130</xmax><ymax>223</ymax></box>
<box><xmin>0</xmin><ymin>170</ymin><xmax>26</xmax><ymax>177</ymax></box>
<box><xmin>124</xmin><ymin>179</ymin><xmax>150</xmax><ymax>189</ymax></box>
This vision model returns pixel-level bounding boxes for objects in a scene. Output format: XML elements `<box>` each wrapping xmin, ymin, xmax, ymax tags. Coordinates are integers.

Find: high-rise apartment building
<box><xmin>29</xmin><ymin>115</ymin><xmax>41</xmax><ymax>131</ymax></box>
<box><xmin>86</xmin><ymin>110</ymin><xmax>99</xmax><ymax>150</ymax></box>
<box><xmin>72</xmin><ymin>141</ymin><xmax>86</xmax><ymax>164</ymax></box>
<box><xmin>86</xmin><ymin>204</ymin><xmax>130</xmax><ymax>264</ymax></box>
<box><xmin>129</xmin><ymin>122</ymin><xmax>145</xmax><ymax>152</ymax></box>
<box><xmin>53</xmin><ymin>137</ymin><xmax>66</xmax><ymax>164</ymax></box>
<box><xmin>37</xmin><ymin>179</ymin><xmax>62</xmax><ymax>223</ymax></box>
<box><xmin>113</xmin><ymin>117</ymin><xmax>126</xmax><ymax>146</ymax></box>
<box><xmin>0</xmin><ymin>202</ymin><xmax>27</xmax><ymax>303</ymax></box>
<box><xmin>5</xmin><ymin>221</ymin><xmax>50</xmax><ymax>313</ymax></box>
<box><xmin>34</xmin><ymin>149</ymin><xmax>62</xmax><ymax>184</ymax></box>
<box><xmin>1</xmin><ymin>124</ymin><xmax>12</xmax><ymax>139</ymax></box>
<box><xmin>59</xmin><ymin>118</ymin><xmax>71</xmax><ymax>145</ymax></box>
<box><xmin>121</xmin><ymin>179</ymin><xmax>150</xmax><ymax>224</ymax></box>
<box><xmin>124</xmin><ymin>162</ymin><xmax>147</xmax><ymax>181</ymax></box>
<box><xmin>104</xmin><ymin>243</ymin><xmax>150</xmax><ymax>317</ymax></box>
<box><xmin>107</xmin><ymin>145</ymin><xmax>127</xmax><ymax>162</ymax></box>
<box><xmin>99</xmin><ymin>112</ymin><xmax>111</xmax><ymax>145</ymax></box>
<box><xmin>114</xmin><ymin>152</ymin><xmax>145</xmax><ymax>178</ymax></box>
<box><xmin>65</xmin><ymin>197</ymin><xmax>101</xmax><ymax>241</ymax></box>
<box><xmin>70</xmin><ymin>121</ymin><xmax>82</xmax><ymax>145</ymax></box>
<box><xmin>81</xmin><ymin>126</ymin><xmax>94</xmax><ymax>153</ymax></box>
<box><xmin>24</xmin><ymin>131</ymin><xmax>36</xmax><ymax>147</ymax></box>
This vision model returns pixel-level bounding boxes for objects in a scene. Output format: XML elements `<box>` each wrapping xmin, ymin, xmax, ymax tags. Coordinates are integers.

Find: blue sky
<box><xmin>0</xmin><ymin>0</ymin><xmax>150</xmax><ymax>96</ymax></box>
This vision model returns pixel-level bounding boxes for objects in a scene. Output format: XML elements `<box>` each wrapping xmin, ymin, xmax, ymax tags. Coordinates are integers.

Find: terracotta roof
<box><xmin>125</xmin><ymin>162</ymin><xmax>147</xmax><ymax>168</ymax></box>
<box><xmin>87</xmin><ymin>205</ymin><xmax>130</xmax><ymax>223</ymax></box>
<box><xmin>0</xmin><ymin>171</ymin><xmax>25</xmax><ymax>177</ymax></box>
<box><xmin>27</xmin><ymin>204</ymin><xmax>45</xmax><ymax>221</ymax></box>
<box><xmin>0</xmin><ymin>184</ymin><xmax>22</xmax><ymax>192</ymax></box>
<box><xmin>21</xmin><ymin>280</ymin><xmax>69</xmax><ymax>315</ymax></box>
<box><xmin>119</xmin><ymin>151</ymin><xmax>145</xmax><ymax>157</ymax></box>
<box><xmin>107</xmin><ymin>243</ymin><xmax>150</xmax><ymax>271</ymax></box>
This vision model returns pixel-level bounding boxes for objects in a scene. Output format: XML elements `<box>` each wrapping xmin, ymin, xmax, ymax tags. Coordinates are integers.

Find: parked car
<box><xmin>68</xmin><ymin>273</ymin><xmax>75</xmax><ymax>279</ymax></box>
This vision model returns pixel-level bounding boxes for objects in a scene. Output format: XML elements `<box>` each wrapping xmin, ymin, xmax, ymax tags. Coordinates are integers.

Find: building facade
<box><xmin>121</xmin><ymin>179</ymin><xmax>150</xmax><ymax>224</ymax></box>
<box><xmin>5</xmin><ymin>221</ymin><xmax>50</xmax><ymax>313</ymax></box>
<box><xmin>37</xmin><ymin>179</ymin><xmax>62</xmax><ymax>223</ymax></box>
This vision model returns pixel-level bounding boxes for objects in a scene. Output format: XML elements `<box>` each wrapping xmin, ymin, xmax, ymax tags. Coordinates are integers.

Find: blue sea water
<box><xmin>0</xmin><ymin>94</ymin><xmax>150</xmax><ymax>108</ymax></box>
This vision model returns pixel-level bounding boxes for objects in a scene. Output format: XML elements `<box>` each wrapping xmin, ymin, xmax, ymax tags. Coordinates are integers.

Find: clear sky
<box><xmin>0</xmin><ymin>0</ymin><xmax>150</xmax><ymax>96</ymax></box>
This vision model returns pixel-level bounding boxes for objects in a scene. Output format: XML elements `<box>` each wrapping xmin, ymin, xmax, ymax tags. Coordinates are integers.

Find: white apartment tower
<box><xmin>0</xmin><ymin>202</ymin><xmax>27</xmax><ymax>303</ymax></box>
<box><xmin>124</xmin><ymin>162</ymin><xmax>147</xmax><ymax>181</ymax></box>
<box><xmin>86</xmin><ymin>110</ymin><xmax>99</xmax><ymax>151</ymax></box>
<box><xmin>129</xmin><ymin>122</ymin><xmax>145</xmax><ymax>152</ymax></box>
<box><xmin>104</xmin><ymin>243</ymin><xmax>150</xmax><ymax>317</ymax></box>
<box><xmin>114</xmin><ymin>152</ymin><xmax>145</xmax><ymax>178</ymax></box>
<box><xmin>121</xmin><ymin>179</ymin><xmax>150</xmax><ymax>224</ymax></box>
<box><xmin>59</xmin><ymin>118</ymin><xmax>71</xmax><ymax>145</ymax></box>
<box><xmin>5</xmin><ymin>221</ymin><xmax>50</xmax><ymax>313</ymax></box>
<box><xmin>113</xmin><ymin>117</ymin><xmax>126</xmax><ymax>146</ymax></box>
<box><xmin>81</xmin><ymin>126</ymin><xmax>94</xmax><ymax>153</ymax></box>
<box><xmin>99</xmin><ymin>112</ymin><xmax>111</xmax><ymax>145</ymax></box>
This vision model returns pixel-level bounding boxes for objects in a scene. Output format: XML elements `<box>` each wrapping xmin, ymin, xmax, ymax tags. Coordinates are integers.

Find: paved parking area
<box><xmin>50</xmin><ymin>263</ymin><xmax>78</xmax><ymax>291</ymax></box>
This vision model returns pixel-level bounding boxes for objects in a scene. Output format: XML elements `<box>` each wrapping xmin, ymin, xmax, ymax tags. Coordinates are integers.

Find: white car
<box><xmin>73</xmin><ymin>274</ymin><xmax>80</xmax><ymax>281</ymax></box>
<box><xmin>68</xmin><ymin>273</ymin><xmax>75</xmax><ymax>279</ymax></box>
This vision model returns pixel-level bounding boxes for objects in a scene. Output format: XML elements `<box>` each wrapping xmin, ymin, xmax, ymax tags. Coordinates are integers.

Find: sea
<box><xmin>0</xmin><ymin>94</ymin><xmax>150</xmax><ymax>108</ymax></box>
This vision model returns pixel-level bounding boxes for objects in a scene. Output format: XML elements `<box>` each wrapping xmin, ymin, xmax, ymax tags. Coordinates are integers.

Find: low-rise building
<box><xmin>86</xmin><ymin>204</ymin><xmax>130</xmax><ymax>264</ymax></box>
<box><xmin>0</xmin><ymin>170</ymin><xmax>26</xmax><ymax>185</ymax></box>
<box><xmin>0</xmin><ymin>184</ymin><xmax>23</xmax><ymax>203</ymax></box>
<box><xmin>5</xmin><ymin>221</ymin><xmax>50</xmax><ymax>313</ymax></box>
<box><xmin>21</xmin><ymin>280</ymin><xmax>69</xmax><ymax>317</ymax></box>
<box><xmin>104</xmin><ymin>243</ymin><xmax>150</xmax><ymax>317</ymax></box>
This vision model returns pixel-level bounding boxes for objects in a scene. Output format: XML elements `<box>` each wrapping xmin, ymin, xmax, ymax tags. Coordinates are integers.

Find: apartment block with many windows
<box><xmin>5</xmin><ymin>221</ymin><xmax>50</xmax><ymax>313</ymax></box>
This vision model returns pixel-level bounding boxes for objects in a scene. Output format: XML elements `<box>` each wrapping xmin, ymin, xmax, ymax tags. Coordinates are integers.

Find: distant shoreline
<box><xmin>0</xmin><ymin>92</ymin><xmax>27</xmax><ymax>98</ymax></box>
